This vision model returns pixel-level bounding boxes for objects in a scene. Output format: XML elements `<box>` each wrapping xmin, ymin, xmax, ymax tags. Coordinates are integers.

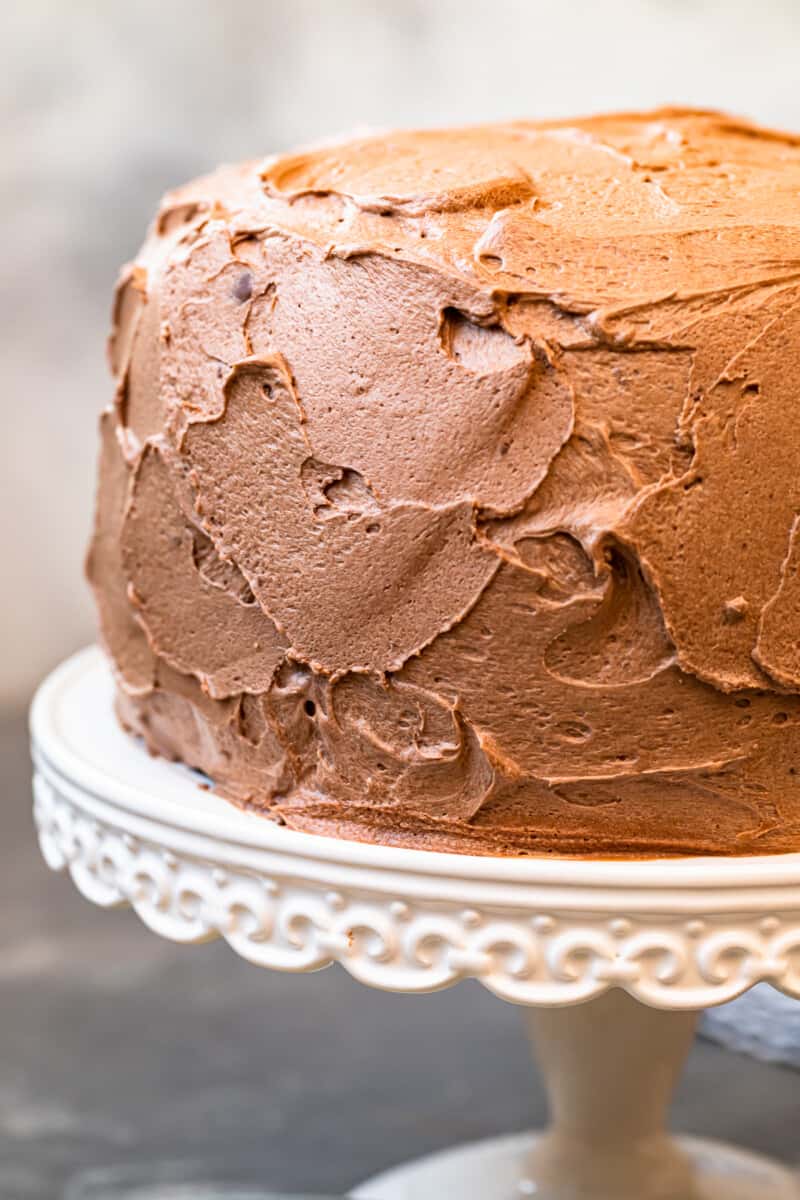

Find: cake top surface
<box><xmin>171</xmin><ymin>106</ymin><xmax>800</xmax><ymax>313</ymax></box>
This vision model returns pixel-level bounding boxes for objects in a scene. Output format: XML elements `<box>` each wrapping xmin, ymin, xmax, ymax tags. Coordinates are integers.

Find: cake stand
<box><xmin>30</xmin><ymin>648</ymin><xmax>800</xmax><ymax>1200</ymax></box>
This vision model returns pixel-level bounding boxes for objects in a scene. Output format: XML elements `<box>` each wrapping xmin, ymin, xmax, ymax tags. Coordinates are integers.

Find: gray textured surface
<box><xmin>703</xmin><ymin>987</ymin><xmax>800</xmax><ymax>1070</ymax></box>
<box><xmin>3</xmin><ymin>712</ymin><xmax>799</xmax><ymax>1199</ymax></box>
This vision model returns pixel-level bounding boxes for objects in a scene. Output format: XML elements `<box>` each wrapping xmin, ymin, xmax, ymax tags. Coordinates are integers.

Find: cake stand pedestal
<box><xmin>31</xmin><ymin>649</ymin><xmax>800</xmax><ymax>1200</ymax></box>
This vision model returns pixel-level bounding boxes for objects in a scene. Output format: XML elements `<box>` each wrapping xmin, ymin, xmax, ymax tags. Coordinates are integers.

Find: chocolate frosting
<box><xmin>89</xmin><ymin>108</ymin><xmax>800</xmax><ymax>856</ymax></box>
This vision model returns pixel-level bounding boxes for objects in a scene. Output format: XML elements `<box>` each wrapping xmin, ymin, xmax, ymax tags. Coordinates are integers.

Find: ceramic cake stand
<box><xmin>31</xmin><ymin>648</ymin><xmax>800</xmax><ymax>1200</ymax></box>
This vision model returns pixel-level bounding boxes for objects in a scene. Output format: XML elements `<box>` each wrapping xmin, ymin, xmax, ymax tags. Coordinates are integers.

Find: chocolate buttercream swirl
<box><xmin>90</xmin><ymin>108</ymin><xmax>800</xmax><ymax>856</ymax></box>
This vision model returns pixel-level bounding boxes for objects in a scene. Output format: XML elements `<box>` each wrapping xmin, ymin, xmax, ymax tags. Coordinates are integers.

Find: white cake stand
<box><xmin>31</xmin><ymin>648</ymin><xmax>800</xmax><ymax>1200</ymax></box>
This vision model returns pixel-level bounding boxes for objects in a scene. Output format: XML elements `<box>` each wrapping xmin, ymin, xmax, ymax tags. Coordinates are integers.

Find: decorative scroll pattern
<box><xmin>34</xmin><ymin>772</ymin><xmax>800</xmax><ymax>1009</ymax></box>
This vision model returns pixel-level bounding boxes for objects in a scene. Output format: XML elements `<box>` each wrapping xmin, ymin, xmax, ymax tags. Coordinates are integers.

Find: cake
<box><xmin>88</xmin><ymin>108</ymin><xmax>800</xmax><ymax>856</ymax></box>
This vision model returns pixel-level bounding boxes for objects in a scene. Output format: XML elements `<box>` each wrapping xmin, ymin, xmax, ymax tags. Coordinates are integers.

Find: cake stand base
<box><xmin>353</xmin><ymin>1132</ymin><xmax>798</xmax><ymax>1200</ymax></box>
<box><xmin>354</xmin><ymin>989</ymin><xmax>799</xmax><ymax>1200</ymax></box>
<box><xmin>30</xmin><ymin>651</ymin><xmax>800</xmax><ymax>1200</ymax></box>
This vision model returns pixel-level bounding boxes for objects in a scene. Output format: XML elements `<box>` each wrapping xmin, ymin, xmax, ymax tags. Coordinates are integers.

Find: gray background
<box><xmin>2</xmin><ymin>3</ymin><xmax>800</xmax><ymax>1195</ymax></box>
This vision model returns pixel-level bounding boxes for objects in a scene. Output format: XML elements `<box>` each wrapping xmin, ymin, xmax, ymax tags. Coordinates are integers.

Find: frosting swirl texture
<box><xmin>89</xmin><ymin>108</ymin><xmax>800</xmax><ymax>855</ymax></box>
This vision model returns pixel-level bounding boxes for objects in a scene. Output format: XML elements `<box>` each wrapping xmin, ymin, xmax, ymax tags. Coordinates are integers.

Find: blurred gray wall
<box><xmin>3</xmin><ymin>0</ymin><xmax>800</xmax><ymax>707</ymax></box>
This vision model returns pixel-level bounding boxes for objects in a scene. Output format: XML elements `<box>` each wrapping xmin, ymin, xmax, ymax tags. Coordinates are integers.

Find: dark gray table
<box><xmin>2</xmin><ymin>711</ymin><xmax>798</xmax><ymax>1199</ymax></box>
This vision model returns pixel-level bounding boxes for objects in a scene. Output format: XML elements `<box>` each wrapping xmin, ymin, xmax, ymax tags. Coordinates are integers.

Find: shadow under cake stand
<box><xmin>30</xmin><ymin>648</ymin><xmax>800</xmax><ymax>1200</ymax></box>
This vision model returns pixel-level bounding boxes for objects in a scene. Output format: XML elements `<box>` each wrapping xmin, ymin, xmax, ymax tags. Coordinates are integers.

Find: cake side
<box><xmin>88</xmin><ymin>108</ymin><xmax>800</xmax><ymax>855</ymax></box>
